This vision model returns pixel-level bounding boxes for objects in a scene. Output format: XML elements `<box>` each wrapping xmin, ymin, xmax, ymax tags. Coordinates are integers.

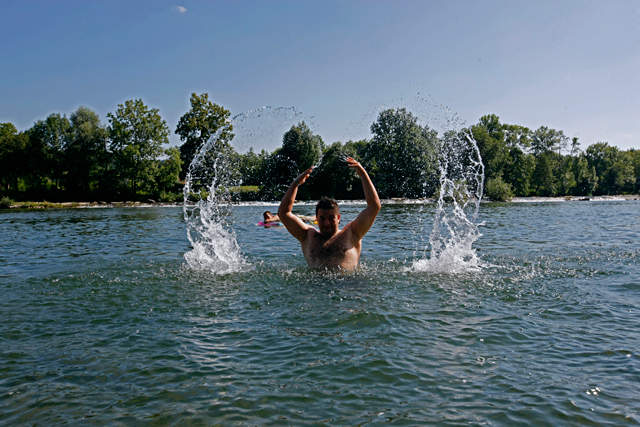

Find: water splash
<box><xmin>183</xmin><ymin>106</ymin><xmax>309</xmax><ymax>274</ymax></box>
<box><xmin>182</xmin><ymin>98</ymin><xmax>484</xmax><ymax>275</ymax></box>
<box><xmin>412</xmin><ymin>120</ymin><xmax>485</xmax><ymax>274</ymax></box>
<box><xmin>343</xmin><ymin>93</ymin><xmax>485</xmax><ymax>274</ymax></box>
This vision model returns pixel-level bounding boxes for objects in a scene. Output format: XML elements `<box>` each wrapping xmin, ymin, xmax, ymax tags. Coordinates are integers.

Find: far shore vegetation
<box><xmin>2</xmin><ymin>93</ymin><xmax>639</xmax><ymax>208</ymax></box>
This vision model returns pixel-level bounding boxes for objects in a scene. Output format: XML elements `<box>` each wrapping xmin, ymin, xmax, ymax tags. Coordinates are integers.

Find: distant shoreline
<box><xmin>2</xmin><ymin>194</ymin><xmax>639</xmax><ymax>210</ymax></box>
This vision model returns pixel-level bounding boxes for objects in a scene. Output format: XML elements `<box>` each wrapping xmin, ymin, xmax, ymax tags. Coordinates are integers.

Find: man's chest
<box><xmin>306</xmin><ymin>232</ymin><xmax>355</xmax><ymax>261</ymax></box>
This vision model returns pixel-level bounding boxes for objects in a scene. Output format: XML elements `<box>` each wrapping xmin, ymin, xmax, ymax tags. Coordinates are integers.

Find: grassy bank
<box><xmin>0</xmin><ymin>199</ymin><xmax>182</xmax><ymax>209</ymax></box>
<box><xmin>3</xmin><ymin>194</ymin><xmax>640</xmax><ymax>210</ymax></box>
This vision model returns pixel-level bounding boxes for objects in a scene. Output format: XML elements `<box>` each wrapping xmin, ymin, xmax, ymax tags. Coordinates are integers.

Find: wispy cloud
<box><xmin>174</xmin><ymin>5</ymin><xmax>187</xmax><ymax>14</ymax></box>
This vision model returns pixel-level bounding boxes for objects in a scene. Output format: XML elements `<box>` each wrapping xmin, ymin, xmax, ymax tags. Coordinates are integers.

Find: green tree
<box><xmin>531</xmin><ymin>151</ymin><xmax>560</xmax><ymax>196</ymax></box>
<box><xmin>585</xmin><ymin>142</ymin><xmax>611</xmax><ymax>179</ymax></box>
<box><xmin>504</xmin><ymin>146</ymin><xmax>535</xmax><ymax>196</ymax></box>
<box><xmin>367</xmin><ymin>108</ymin><xmax>439</xmax><ymax>198</ymax></box>
<box><xmin>503</xmin><ymin>124</ymin><xmax>532</xmax><ymax>151</ymax></box>
<box><xmin>570</xmin><ymin>137</ymin><xmax>581</xmax><ymax>156</ymax></box>
<box><xmin>585</xmin><ymin>142</ymin><xmax>635</xmax><ymax>195</ymax></box>
<box><xmin>470</xmin><ymin>117</ymin><xmax>534</xmax><ymax>196</ymax></box>
<box><xmin>572</xmin><ymin>155</ymin><xmax>598</xmax><ymax>196</ymax></box>
<box><xmin>557</xmin><ymin>156</ymin><xmax>577</xmax><ymax>196</ymax></box>
<box><xmin>238</xmin><ymin>147</ymin><xmax>269</xmax><ymax>186</ymax></box>
<box><xmin>0</xmin><ymin>123</ymin><xmax>29</xmax><ymax>193</ymax></box>
<box><xmin>281</xmin><ymin>122</ymin><xmax>323</xmax><ymax>170</ymax></box>
<box><xmin>0</xmin><ymin>123</ymin><xmax>17</xmax><ymax>140</ymax></box>
<box><xmin>259</xmin><ymin>122</ymin><xmax>323</xmax><ymax>200</ymax></box>
<box><xmin>175</xmin><ymin>93</ymin><xmax>233</xmax><ymax>179</ymax></box>
<box><xmin>64</xmin><ymin>106</ymin><xmax>109</xmax><ymax>198</ymax></box>
<box><xmin>470</xmin><ymin>114</ymin><xmax>509</xmax><ymax>182</ymax></box>
<box><xmin>156</xmin><ymin>147</ymin><xmax>182</xmax><ymax>195</ymax></box>
<box><xmin>531</xmin><ymin>126</ymin><xmax>569</xmax><ymax>156</ymax></box>
<box><xmin>307</xmin><ymin>141</ymin><xmax>362</xmax><ymax>199</ymax></box>
<box><xmin>629</xmin><ymin>149</ymin><xmax>640</xmax><ymax>193</ymax></box>
<box><xmin>485</xmin><ymin>176</ymin><xmax>514</xmax><ymax>201</ymax></box>
<box><xmin>108</xmin><ymin>99</ymin><xmax>170</xmax><ymax>198</ymax></box>
<box><xmin>607</xmin><ymin>150</ymin><xmax>636</xmax><ymax>194</ymax></box>
<box><xmin>28</xmin><ymin>113</ymin><xmax>71</xmax><ymax>191</ymax></box>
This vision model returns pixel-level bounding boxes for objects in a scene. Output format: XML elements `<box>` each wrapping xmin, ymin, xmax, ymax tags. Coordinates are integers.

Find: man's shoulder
<box><xmin>334</xmin><ymin>223</ymin><xmax>359</xmax><ymax>242</ymax></box>
<box><xmin>303</xmin><ymin>226</ymin><xmax>320</xmax><ymax>239</ymax></box>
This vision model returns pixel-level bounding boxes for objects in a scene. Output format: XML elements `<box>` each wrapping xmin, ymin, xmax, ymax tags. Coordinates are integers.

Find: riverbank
<box><xmin>510</xmin><ymin>194</ymin><xmax>640</xmax><ymax>202</ymax></box>
<box><xmin>1</xmin><ymin>200</ymin><xmax>182</xmax><ymax>209</ymax></box>
<box><xmin>2</xmin><ymin>194</ymin><xmax>639</xmax><ymax>210</ymax></box>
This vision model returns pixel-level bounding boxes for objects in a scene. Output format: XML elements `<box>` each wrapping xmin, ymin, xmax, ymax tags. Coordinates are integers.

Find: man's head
<box><xmin>316</xmin><ymin>197</ymin><xmax>340</xmax><ymax>236</ymax></box>
<box><xmin>263</xmin><ymin>211</ymin><xmax>276</xmax><ymax>221</ymax></box>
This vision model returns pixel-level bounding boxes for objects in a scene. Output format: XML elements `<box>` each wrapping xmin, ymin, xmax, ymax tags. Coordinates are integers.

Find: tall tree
<box><xmin>585</xmin><ymin>142</ymin><xmax>635</xmax><ymax>195</ymax></box>
<box><xmin>65</xmin><ymin>107</ymin><xmax>108</xmax><ymax>198</ymax></box>
<box><xmin>156</xmin><ymin>147</ymin><xmax>182</xmax><ymax>195</ymax></box>
<box><xmin>557</xmin><ymin>156</ymin><xmax>577</xmax><ymax>196</ymax></box>
<box><xmin>531</xmin><ymin>126</ymin><xmax>569</xmax><ymax>156</ymax></box>
<box><xmin>629</xmin><ymin>149</ymin><xmax>640</xmax><ymax>193</ymax></box>
<box><xmin>573</xmin><ymin>155</ymin><xmax>598</xmax><ymax>196</ymax></box>
<box><xmin>570</xmin><ymin>137</ymin><xmax>581</xmax><ymax>157</ymax></box>
<box><xmin>503</xmin><ymin>124</ymin><xmax>531</xmax><ymax>151</ymax></box>
<box><xmin>470</xmin><ymin>114</ymin><xmax>508</xmax><ymax>181</ymax></box>
<box><xmin>307</xmin><ymin>141</ymin><xmax>363</xmax><ymax>199</ymax></box>
<box><xmin>367</xmin><ymin>108</ymin><xmax>439</xmax><ymax>198</ymax></box>
<box><xmin>175</xmin><ymin>93</ymin><xmax>233</xmax><ymax>179</ymax></box>
<box><xmin>28</xmin><ymin>113</ymin><xmax>71</xmax><ymax>191</ymax></box>
<box><xmin>259</xmin><ymin>122</ymin><xmax>323</xmax><ymax>200</ymax></box>
<box><xmin>281</xmin><ymin>122</ymin><xmax>323</xmax><ymax>172</ymax></box>
<box><xmin>108</xmin><ymin>99</ymin><xmax>170</xmax><ymax>198</ymax></box>
<box><xmin>505</xmin><ymin>146</ymin><xmax>535</xmax><ymax>196</ymax></box>
<box><xmin>0</xmin><ymin>123</ymin><xmax>29</xmax><ymax>192</ymax></box>
<box><xmin>238</xmin><ymin>148</ymin><xmax>268</xmax><ymax>186</ymax></box>
<box><xmin>531</xmin><ymin>152</ymin><xmax>560</xmax><ymax>196</ymax></box>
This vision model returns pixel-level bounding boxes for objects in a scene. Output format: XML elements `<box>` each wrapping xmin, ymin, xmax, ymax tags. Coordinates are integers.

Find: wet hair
<box><xmin>315</xmin><ymin>197</ymin><xmax>339</xmax><ymax>215</ymax></box>
<box><xmin>263</xmin><ymin>211</ymin><xmax>272</xmax><ymax>220</ymax></box>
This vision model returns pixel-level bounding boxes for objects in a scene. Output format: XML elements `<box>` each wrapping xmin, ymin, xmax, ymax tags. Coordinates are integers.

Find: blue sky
<box><xmin>1</xmin><ymin>0</ymin><xmax>639</xmax><ymax>152</ymax></box>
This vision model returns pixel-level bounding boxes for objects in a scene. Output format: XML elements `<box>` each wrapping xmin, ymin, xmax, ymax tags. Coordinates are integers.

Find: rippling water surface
<box><xmin>1</xmin><ymin>202</ymin><xmax>639</xmax><ymax>426</ymax></box>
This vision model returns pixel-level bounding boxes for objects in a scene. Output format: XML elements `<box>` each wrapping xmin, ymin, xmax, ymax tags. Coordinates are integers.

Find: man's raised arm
<box><xmin>347</xmin><ymin>157</ymin><xmax>381</xmax><ymax>240</ymax></box>
<box><xmin>277</xmin><ymin>166</ymin><xmax>314</xmax><ymax>242</ymax></box>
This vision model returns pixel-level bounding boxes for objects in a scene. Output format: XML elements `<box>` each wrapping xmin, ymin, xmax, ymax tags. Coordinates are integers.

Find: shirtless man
<box><xmin>262</xmin><ymin>211</ymin><xmax>280</xmax><ymax>223</ymax></box>
<box><xmin>277</xmin><ymin>157</ymin><xmax>381</xmax><ymax>269</ymax></box>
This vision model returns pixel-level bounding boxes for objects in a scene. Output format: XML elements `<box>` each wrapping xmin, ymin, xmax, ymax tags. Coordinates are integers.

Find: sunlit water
<box><xmin>1</xmin><ymin>201</ymin><xmax>639</xmax><ymax>425</ymax></box>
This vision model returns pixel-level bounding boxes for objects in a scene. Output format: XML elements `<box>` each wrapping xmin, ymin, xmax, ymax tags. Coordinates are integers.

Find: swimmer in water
<box><xmin>277</xmin><ymin>157</ymin><xmax>381</xmax><ymax>269</ymax></box>
<box><xmin>262</xmin><ymin>211</ymin><xmax>315</xmax><ymax>225</ymax></box>
<box><xmin>262</xmin><ymin>211</ymin><xmax>280</xmax><ymax>223</ymax></box>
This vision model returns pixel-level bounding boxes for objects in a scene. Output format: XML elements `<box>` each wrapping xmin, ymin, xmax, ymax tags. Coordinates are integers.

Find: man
<box><xmin>277</xmin><ymin>157</ymin><xmax>381</xmax><ymax>269</ymax></box>
<box><xmin>262</xmin><ymin>211</ymin><xmax>280</xmax><ymax>223</ymax></box>
<box><xmin>262</xmin><ymin>211</ymin><xmax>315</xmax><ymax>224</ymax></box>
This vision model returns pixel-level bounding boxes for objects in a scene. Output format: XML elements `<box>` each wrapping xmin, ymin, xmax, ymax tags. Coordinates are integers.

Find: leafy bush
<box><xmin>485</xmin><ymin>176</ymin><xmax>514</xmax><ymax>201</ymax></box>
<box><xmin>157</xmin><ymin>190</ymin><xmax>183</xmax><ymax>203</ymax></box>
<box><xmin>232</xmin><ymin>186</ymin><xmax>261</xmax><ymax>201</ymax></box>
<box><xmin>0</xmin><ymin>197</ymin><xmax>14</xmax><ymax>209</ymax></box>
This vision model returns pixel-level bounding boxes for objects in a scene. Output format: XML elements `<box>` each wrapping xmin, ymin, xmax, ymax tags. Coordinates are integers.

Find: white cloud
<box><xmin>174</xmin><ymin>5</ymin><xmax>187</xmax><ymax>14</ymax></box>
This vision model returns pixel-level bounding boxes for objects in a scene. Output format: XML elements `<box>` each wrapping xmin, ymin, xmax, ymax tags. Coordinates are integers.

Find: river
<box><xmin>1</xmin><ymin>201</ymin><xmax>639</xmax><ymax>425</ymax></box>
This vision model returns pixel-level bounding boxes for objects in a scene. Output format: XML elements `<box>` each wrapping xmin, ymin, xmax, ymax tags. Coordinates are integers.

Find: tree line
<box><xmin>472</xmin><ymin>114</ymin><xmax>640</xmax><ymax>200</ymax></box>
<box><xmin>1</xmin><ymin>101</ymin><xmax>181</xmax><ymax>203</ymax></box>
<box><xmin>1</xmin><ymin>92</ymin><xmax>639</xmax><ymax>204</ymax></box>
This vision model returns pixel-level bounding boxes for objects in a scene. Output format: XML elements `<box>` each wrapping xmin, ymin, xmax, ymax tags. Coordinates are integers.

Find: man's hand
<box><xmin>345</xmin><ymin>156</ymin><xmax>380</xmax><ymax>241</ymax></box>
<box><xmin>278</xmin><ymin>165</ymin><xmax>315</xmax><ymax>242</ymax></box>
<box><xmin>346</xmin><ymin>157</ymin><xmax>366</xmax><ymax>176</ymax></box>
<box><xmin>295</xmin><ymin>166</ymin><xmax>314</xmax><ymax>185</ymax></box>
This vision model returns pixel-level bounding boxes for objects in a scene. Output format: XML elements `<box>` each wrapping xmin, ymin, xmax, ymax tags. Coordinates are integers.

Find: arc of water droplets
<box><xmin>183</xmin><ymin>106</ymin><xmax>312</xmax><ymax>274</ymax></box>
